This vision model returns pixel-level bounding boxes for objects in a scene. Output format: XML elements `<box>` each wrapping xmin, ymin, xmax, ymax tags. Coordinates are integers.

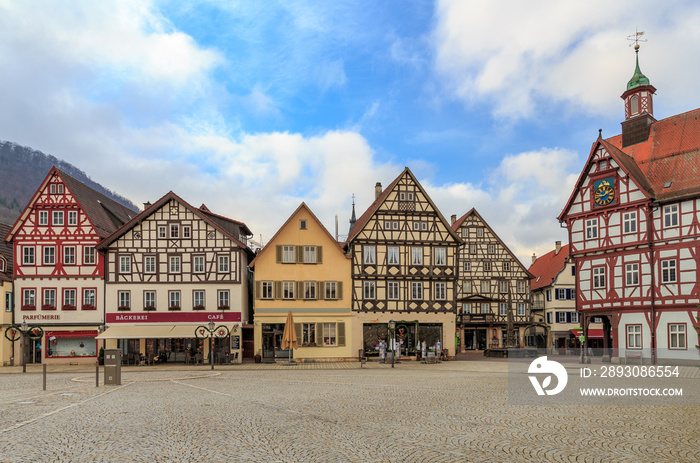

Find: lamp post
<box><xmin>5</xmin><ymin>322</ymin><xmax>44</xmax><ymax>373</ymax></box>
<box><xmin>194</xmin><ymin>321</ymin><xmax>229</xmax><ymax>370</ymax></box>
<box><xmin>388</xmin><ymin>320</ymin><xmax>396</xmax><ymax>368</ymax></box>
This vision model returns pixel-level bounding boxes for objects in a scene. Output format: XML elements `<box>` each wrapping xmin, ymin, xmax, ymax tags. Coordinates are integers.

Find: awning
<box><xmin>570</xmin><ymin>328</ymin><xmax>608</xmax><ymax>339</ymax></box>
<box><xmin>96</xmin><ymin>324</ymin><xmax>238</xmax><ymax>339</ymax></box>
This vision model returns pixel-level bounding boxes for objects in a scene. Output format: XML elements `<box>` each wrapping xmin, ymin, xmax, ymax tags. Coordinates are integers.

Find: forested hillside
<box><xmin>0</xmin><ymin>141</ymin><xmax>138</xmax><ymax>225</ymax></box>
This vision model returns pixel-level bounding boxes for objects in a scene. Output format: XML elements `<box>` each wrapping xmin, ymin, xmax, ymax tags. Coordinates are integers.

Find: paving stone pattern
<box><xmin>0</xmin><ymin>361</ymin><xmax>698</xmax><ymax>462</ymax></box>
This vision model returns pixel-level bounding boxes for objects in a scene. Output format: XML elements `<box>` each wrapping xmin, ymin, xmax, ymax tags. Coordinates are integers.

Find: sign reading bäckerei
<box><xmin>106</xmin><ymin>312</ymin><xmax>241</xmax><ymax>323</ymax></box>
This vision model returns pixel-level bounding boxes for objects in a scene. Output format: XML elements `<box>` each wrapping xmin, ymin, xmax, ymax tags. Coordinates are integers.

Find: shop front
<box><xmin>362</xmin><ymin>322</ymin><xmax>443</xmax><ymax>358</ymax></box>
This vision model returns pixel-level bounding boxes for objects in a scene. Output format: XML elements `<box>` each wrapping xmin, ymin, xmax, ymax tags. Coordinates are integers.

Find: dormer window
<box><xmin>0</xmin><ymin>257</ymin><xmax>5</xmax><ymax>272</ymax></box>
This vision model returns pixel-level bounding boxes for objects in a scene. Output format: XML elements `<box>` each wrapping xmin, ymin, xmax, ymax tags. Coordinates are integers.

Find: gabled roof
<box><xmin>345</xmin><ymin>167</ymin><xmax>462</xmax><ymax>246</ymax></box>
<box><xmin>5</xmin><ymin>166</ymin><xmax>138</xmax><ymax>241</ymax></box>
<box><xmin>452</xmin><ymin>208</ymin><xmax>534</xmax><ymax>278</ymax></box>
<box><xmin>97</xmin><ymin>191</ymin><xmax>251</xmax><ymax>254</ymax></box>
<box><xmin>249</xmin><ymin>202</ymin><xmax>346</xmax><ymax>268</ymax></box>
<box><xmin>0</xmin><ymin>222</ymin><xmax>13</xmax><ymax>282</ymax></box>
<box><xmin>528</xmin><ymin>244</ymin><xmax>570</xmax><ymax>291</ymax></box>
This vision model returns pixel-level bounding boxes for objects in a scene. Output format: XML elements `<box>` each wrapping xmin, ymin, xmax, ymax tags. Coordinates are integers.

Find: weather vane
<box><xmin>627</xmin><ymin>29</ymin><xmax>646</xmax><ymax>51</ymax></box>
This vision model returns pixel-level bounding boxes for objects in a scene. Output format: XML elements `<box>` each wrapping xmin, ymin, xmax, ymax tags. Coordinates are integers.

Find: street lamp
<box><xmin>194</xmin><ymin>321</ymin><xmax>229</xmax><ymax>370</ymax></box>
<box><xmin>4</xmin><ymin>322</ymin><xmax>44</xmax><ymax>373</ymax></box>
<box><xmin>388</xmin><ymin>320</ymin><xmax>396</xmax><ymax>368</ymax></box>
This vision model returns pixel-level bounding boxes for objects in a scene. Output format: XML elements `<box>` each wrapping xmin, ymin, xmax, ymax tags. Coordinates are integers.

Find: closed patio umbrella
<box><xmin>281</xmin><ymin>311</ymin><xmax>298</xmax><ymax>364</ymax></box>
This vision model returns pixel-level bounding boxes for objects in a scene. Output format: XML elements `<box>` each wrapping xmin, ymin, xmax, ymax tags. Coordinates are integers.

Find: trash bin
<box><xmin>104</xmin><ymin>349</ymin><xmax>122</xmax><ymax>385</ymax></box>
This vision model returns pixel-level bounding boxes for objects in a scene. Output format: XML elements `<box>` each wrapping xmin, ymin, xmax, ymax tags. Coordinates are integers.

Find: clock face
<box><xmin>594</xmin><ymin>178</ymin><xmax>615</xmax><ymax>206</ymax></box>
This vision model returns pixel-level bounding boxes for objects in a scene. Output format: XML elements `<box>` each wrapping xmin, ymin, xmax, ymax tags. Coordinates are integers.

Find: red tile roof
<box><xmin>606</xmin><ymin>108</ymin><xmax>700</xmax><ymax>201</ymax></box>
<box><xmin>528</xmin><ymin>244</ymin><xmax>570</xmax><ymax>291</ymax></box>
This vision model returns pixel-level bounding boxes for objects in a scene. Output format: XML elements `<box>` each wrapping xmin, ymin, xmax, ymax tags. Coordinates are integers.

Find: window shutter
<box><xmin>296</xmin><ymin>246</ymin><xmax>304</xmax><ymax>263</ymax></box>
<box><xmin>255</xmin><ymin>281</ymin><xmax>261</xmax><ymax>299</ymax></box>
<box><xmin>337</xmin><ymin>281</ymin><xmax>343</xmax><ymax>300</ymax></box>
<box><xmin>276</xmin><ymin>245</ymin><xmax>282</xmax><ymax>263</ymax></box>
<box><xmin>297</xmin><ymin>281</ymin><xmax>304</xmax><ymax>299</ymax></box>
<box><xmin>319</xmin><ymin>281</ymin><xmax>325</xmax><ymax>299</ymax></box>
<box><xmin>546</xmin><ymin>290</ymin><xmax>551</xmax><ymax>302</ymax></box>
<box><xmin>274</xmin><ymin>281</ymin><xmax>281</xmax><ymax>299</ymax></box>
<box><xmin>547</xmin><ymin>312</ymin><xmax>552</xmax><ymax>324</ymax></box>
<box><xmin>554</xmin><ymin>290</ymin><xmax>558</xmax><ymax>300</ymax></box>
<box><xmin>566</xmin><ymin>312</ymin><xmax>571</xmax><ymax>323</ymax></box>
<box><xmin>566</xmin><ymin>289</ymin><xmax>572</xmax><ymax>300</ymax></box>
<box><xmin>316</xmin><ymin>246</ymin><xmax>322</xmax><ymax>263</ymax></box>
<box><xmin>337</xmin><ymin>323</ymin><xmax>345</xmax><ymax>346</ymax></box>
<box><xmin>295</xmin><ymin>323</ymin><xmax>302</xmax><ymax>341</ymax></box>
<box><xmin>316</xmin><ymin>323</ymin><xmax>324</xmax><ymax>346</ymax></box>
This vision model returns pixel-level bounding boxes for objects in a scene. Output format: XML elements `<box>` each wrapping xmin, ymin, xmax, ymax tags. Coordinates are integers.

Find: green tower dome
<box><xmin>626</xmin><ymin>47</ymin><xmax>650</xmax><ymax>90</ymax></box>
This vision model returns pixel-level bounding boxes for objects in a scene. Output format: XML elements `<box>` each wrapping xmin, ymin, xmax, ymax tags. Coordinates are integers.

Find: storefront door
<box><xmin>262</xmin><ymin>324</ymin><xmax>287</xmax><ymax>360</ymax></box>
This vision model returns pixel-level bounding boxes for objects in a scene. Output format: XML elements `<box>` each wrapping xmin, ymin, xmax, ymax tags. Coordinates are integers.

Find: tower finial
<box><xmin>627</xmin><ymin>28</ymin><xmax>646</xmax><ymax>51</ymax></box>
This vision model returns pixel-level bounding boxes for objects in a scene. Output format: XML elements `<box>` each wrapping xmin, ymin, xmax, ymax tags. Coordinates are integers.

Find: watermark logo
<box><xmin>528</xmin><ymin>356</ymin><xmax>568</xmax><ymax>396</ymax></box>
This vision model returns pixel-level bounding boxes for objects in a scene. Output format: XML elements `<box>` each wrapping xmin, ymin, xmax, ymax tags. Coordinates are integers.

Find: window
<box><xmin>556</xmin><ymin>288</ymin><xmax>566</xmax><ymax>300</ymax></box>
<box><xmin>477</xmin><ymin>228</ymin><xmax>484</xmax><ymax>237</ymax></box>
<box><xmin>5</xmin><ymin>292</ymin><xmax>11</xmax><ymax>312</ymax></box>
<box><xmin>300</xmin><ymin>219</ymin><xmax>307</xmax><ymax>230</ymax></box>
<box><xmin>661</xmin><ymin>259</ymin><xmax>677</xmax><ymax>283</ymax></box>
<box><xmin>68</xmin><ymin>211</ymin><xmax>78</xmax><ymax>226</ymax></box>
<box><xmin>39</xmin><ymin>211</ymin><xmax>48</xmax><ymax>225</ymax></box>
<box><xmin>546</xmin><ymin>312</ymin><xmax>553</xmax><ymax>324</ymax></box>
<box><xmin>625</xmin><ymin>263</ymin><xmax>639</xmax><ymax>286</ymax></box>
<box><xmin>387</xmin><ymin>246</ymin><xmax>399</xmax><ymax>265</ymax></box>
<box><xmin>481</xmin><ymin>281</ymin><xmax>490</xmax><ymax>293</ymax></box>
<box><xmin>170</xmin><ymin>224</ymin><xmax>179</xmax><ymax>238</ymax></box>
<box><xmin>63</xmin><ymin>289</ymin><xmax>76</xmax><ymax>308</ymax></box>
<box><xmin>23</xmin><ymin>247</ymin><xmax>35</xmax><ymax>265</ymax></box>
<box><xmin>144</xmin><ymin>256</ymin><xmax>156</xmax><ymax>274</ymax></box>
<box><xmin>571</xmin><ymin>312</ymin><xmax>579</xmax><ymax>324</ymax></box>
<box><xmin>169</xmin><ymin>291</ymin><xmax>181</xmax><ymax>310</ymax></box>
<box><xmin>557</xmin><ymin>312</ymin><xmax>567</xmax><ymax>323</ymax></box>
<box><xmin>363</xmin><ymin>281</ymin><xmax>375</xmax><ymax>299</ymax></box>
<box><xmin>623</xmin><ymin>211</ymin><xmax>637</xmax><ymax>234</ymax></box>
<box><xmin>63</xmin><ymin>246</ymin><xmax>75</xmax><ymax>265</ymax></box>
<box><xmin>119</xmin><ymin>256</ymin><xmax>131</xmax><ymax>273</ymax></box>
<box><xmin>182</xmin><ymin>226</ymin><xmax>191</xmax><ymax>238</ymax></box>
<box><xmin>483</xmin><ymin>262</ymin><xmax>492</xmax><ymax>272</ymax></box>
<box><xmin>487</xmin><ymin>244</ymin><xmax>495</xmax><ymax>254</ymax></box>
<box><xmin>469</xmin><ymin>244</ymin><xmax>477</xmax><ymax>254</ymax></box>
<box><xmin>53</xmin><ymin>211</ymin><xmax>64</xmax><ymax>225</ymax></box>
<box><xmin>593</xmin><ymin>267</ymin><xmax>606</xmax><ymax>289</ymax></box>
<box><xmin>283</xmin><ymin>281</ymin><xmax>295</xmax><ymax>299</ymax></box>
<box><xmin>364</xmin><ymin>246</ymin><xmax>376</xmax><ymax>264</ymax></box>
<box><xmin>118</xmin><ymin>291</ymin><xmax>130</xmax><ymax>310</ymax></box>
<box><xmin>463</xmin><ymin>303</ymin><xmax>471</xmax><ymax>314</ymax></box>
<box><xmin>627</xmin><ymin>325</ymin><xmax>642</xmax><ymax>349</ymax></box>
<box><xmin>218</xmin><ymin>290</ymin><xmax>229</xmax><ymax>309</ymax></box>
<box><xmin>57</xmin><ymin>184</ymin><xmax>64</xmax><ymax>194</ymax></box>
<box><xmin>481</xmin><ymin>303</ymin><xmax>490</xmax><ymax>314</ymax></box>
<box><xmin>262</xmin><ymin>282</ymin><xmax>273</xmax><ymax>299</ymax></box>
<box><xmin>325</xmin><ymin>281</ymin><xmax>338</xmax><ymax>300</ymax></box>
<box><xmin>302</xmin><ymin>323</ymin><xmax>315</xmax><ymax>344</ymax></box>
<box><xmin>83</xmin><ymin>289</ymin><xmax>95</xmax><ymax>308</ymax></box>
<box><xmin>411</xmin><ymin>247</ymin><xmax>423</xmax><ymax>265</ymax></box>
<box><xmin>43</xmin><ymin>246</ymin><xmax>55</xmax><ymax>265</ymax></box>
<box><xmin>434</xmin><ymin>248</ymin><xmax>446</xmax><ymax>266</ymax></box>
<box><xmin>193</xmin><ymin>290</ymin><xmax>205</xmax><ymax>309</ymax></box>
<box><xmin>304</xmin><ymin>281</ymin><xmax>317</xmax><ymax>300</ymax></box>
<box><xmin>517</xmin><ymin>303</ymin><xmax>526</xmax><ymax>316</ymax></box>
<box><xmin>669</xmin><ymin>324</ymin><xmax>686</xmax><ymax>349</ymax></box>
<box><xmin>517</xmin><ymin>281</ymin><xmax>526</xmax><ymax>293</ymax></box>
<box><xmin>42</xmin><ymin>289</ymin><xmax>56</xmax><ymax>309</ymax></box>
<box><xmin>499</xmin><ymin>303</ymin><xmax>508</xmax><ymax>316</ymax></box>
<box><xmin>194</xmin><ymin>256</ymin><xmax>204</xmax><ymax>273</ymax></box>
<box><xmin>663</xmin><ymin>205</ymin><xmax>678</xmax><ymax>228</ymax></box>
<box><xmin>50</xmin><ymin>184</ymin><xmax>56</xmax><ymax>194</ymax></box>
<box><xmin>158</xmin><ymin>226</ymin><xmax>166</xmax><ymax>238</ymax></box>
<box><xmin>322</xmin><ymin>323</ymin><xmax>337</xmax><ymax>346</ymax></box>
<box><xmin>304</xmin><ymin>246</ymin><xmax>317</xmax><ymax>263</ymax></box>
<box><xmin>384</xmin><ymin>221</ymin><xmax>391</xmax><ymax>229</ymax></box>
<box><xmin>411</xmin><ymin>282</ymin><xmax>423</xmax><ymax>300</ymax></box>
<box><xmin>413</xmin><ymin>221</ymin><xmax>420</xmax><ymax>231</ymax></box>
<box><xmin>84</xmin><ymin>246</ymin><xmax>95</xmax><ymax>265</ymax></box>
<box><xmin>435</xmin><ymin>282</ymin><xmax>446</xmax><ymax>300</ymax></box>
<box><xmin>500</xmin><ymin>281</ymin><xmax>508</xmax><ymax>293</ymax></box>
<box><xmin>464</xmin><ymin>262</ymin><xmax>471</xmax><ymax>271</ymax></box>
<box><xmin>463</xmin><ymin>281</ymin><xmax>472</xmax><ymax>293</ymax></box>
<box><xmin>169</xmin><ymin>256</ymin><xmax>181</xmax><ymax>274</ymax></box>
<box><xmin>144</xmin><ymin>291</ymin><xmax>156</xmax><ymax>310</ymax></box>
<box><xmin>387</xmin><ymin>282</ymin><xmax>399</xmax><ymax>300</ymax></box>
<box><xmin>23</xmin><ymin>289</ymin><xmax>35</xmax><ymax>308</ymax></box>
<box><xmin>282</xmin><ymin>245</ymin><xmax>295</xmax><ymax>263</ymax></box>
<box><xmin>218</xmin><ymin>255</ymin><xmax>229</xmax><ymax>273</ymax></box>
<box><xmin>503</xmin><ymin>262</ymin><xmax>510</xmax><ymax>271</ymax></box>
<box><xmin>586</xmin><ymin>219</ymin><xmax>598</xmax><ymax>239</ymax></box>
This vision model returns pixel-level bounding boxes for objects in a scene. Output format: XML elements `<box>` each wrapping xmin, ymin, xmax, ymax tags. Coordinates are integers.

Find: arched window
<box><xmin>630</xmin><ymin>95</ymin><xmax>639</xmax><ymax>116</ymax></box>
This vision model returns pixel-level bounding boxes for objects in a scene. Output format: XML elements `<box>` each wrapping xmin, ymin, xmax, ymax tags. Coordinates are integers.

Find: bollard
<box><xmin>96</xmin><ymin>362</ymin><xmax>99</xmax><ymax>387</ymax></box>
<box><xmin>43</xmin><ymin>363</ymin><xmax>47</xmax><ymax>391</ymax></box>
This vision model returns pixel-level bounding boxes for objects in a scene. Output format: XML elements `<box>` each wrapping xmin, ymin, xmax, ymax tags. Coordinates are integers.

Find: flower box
<box><xmin>143</xmin><ymin>306</ymin><xmax>156</xmax><ymax>311</ymax></box>
<box><xmin>217</xmin><ymin>305</ymin><xmax>230</xmax><ymax>311</ymax></box>
<box><xmin>168</xmin><ymin>305</ymin><xmax>181</xmax><ymax>311</ymax></box>
<box><xmin>62</xmin><ymin>305</ymin><xmax>76</xmax><ymax>311</ymax></box>
<box><xmin>193</xmin><ymin>305</ymin><xmax>205</xmax><ymax>311</ymax></box>
<box><xmin>42</xmin><ymin>304</ymin><xmax>56</xmax><ymax>310</ymax></box>
<box><xmin>117</xmin><ymin>306</ymin><xmax>131</xmax><ymax>311</ymax></box>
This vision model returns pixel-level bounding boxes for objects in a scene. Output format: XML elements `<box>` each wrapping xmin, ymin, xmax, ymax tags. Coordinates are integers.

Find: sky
<box><xmin>1</xmin><ymin>0</ymin><xmax>699</xmax><ymax>266</ymax></box>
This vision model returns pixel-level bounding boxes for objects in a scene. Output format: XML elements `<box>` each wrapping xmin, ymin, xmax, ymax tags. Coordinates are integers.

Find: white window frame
<box><xmin>218</xmin><ymin>255</ymin><xmax>230</xmax><ymax>273</ymax></box>
<box><xmin>52</xmin><ymin>211</ymin><xmax>63</xmax><ymax>226</ymax></box>
<box><xmin>499</xmin><ymin>303</ymin><xmax>507</xmax><ymax>316</ymax></box>
<box><xmin>411</xmin><ymin>282</ymin><xmax>423</xmax><ymax>300</ymax></box>
<box><xmin>387</xmin><ymin>282</ymin><xmax>399</xmax><ymax>300</ymax></box>
<box><xmin>663</xmin><ymin>205</ymin><xmax>678</xmax><ymax>228</ymax></box>
<box><xmin>463</xmin><ymin>281</ymin><xmax>472</xmax><ymax>293</ymax></box>
<box><xmin>593</xmin><ymin>266</ymin><xmax>606</xmax><ymax>289</ymax></box>
<box><xmin>119</xmin><ymin>256</ymin><xmax>131</xmax><ymax>274</ymax></box>
<box><xmin>83</xmin><ymin>246</ymin><xmax>95</xmax><ymax>265</ymax></box>
<box><xmin>261</xmin><ymin>282</ymin><xmax>273</xmax><ymax>300</ymax></box>
<box><xmin>304</xmin><ymin>246</ymin><xmax>317</xmax><ymax>264</ymax></box>
<box><xmin>282</xmin><ymin>281</ymin><xmax>295</xmax><ymax>299</ymax></box>
<box><xmin>462</xmin><ymin>303</ymin><xmax>471</xmax><ymax>314</ymax></box>
<box><xmin>661</xmin><ymin>259</ymin><xmax>677</xmax><ymax>283</ymax></box>
<box><xmin>483</xmin><ymin>262</ymin><xmax>491</xmax><ymax>272</ymax></box>
<box><xmin>627</xmin><ymin>325</ymin><xmax>642</xmax><ymax>349</ymax></box>
<box><xmin>23</xmin><ymin>246</ymin><xmax>35</xmax><ymax>265</ymax></box>
<box><xmin>503</xmin><ymin>262</ymin><xmax>510</xmax><ymax>271</ymax></box>
<box><xmin>83</xmin><ymin>289</ymin><xmax>95</xmax><ymax>308</ymax></box>
<box><xmin>38</xmin><ymin>211</ymin><xmax>48</xmax><ymax>226</ymax></box>
<box><xmin>480</xmin><ymin>303</ymin><xmax>490</xmax><ymax>314</ymax></box>
<box><xmin>169</xmin><ymin>256</ymin><xmax>181</xmax><ymax>274</ymax></box>
<box><xmin>63</xmin><ymin>289</ymin><xmax>76</xmax><ymax>308</ymax></box>
<box><xmin>325</xmin><ymin>281</ymin><xmax>337</xmax><ymax>300</ymax></box>
<box><xmin>304</xmin><ymin>281</ymin><xmax>317</xmax><ymax>300</ymax></box>
<box><xmin>169</xmin><ymin>291</ymin><xmax>181</xmax><ymax>309</ymax></box>
<box><xmin>23</xmin><ymin>289</ymin><xmax>35</xmax><ymax>308</ymax></box>
<box><xmin>480</xmin><ymin>280</ymin><xmax>490</xmax><ymax>293</ymax></box>
<box><xmin>363</xmin><ymin>281</ymin><xmax>375</xmax><ymax>300</ymax></box>
<box><xmin>623</xmin><ymin>211</ymin><xmax>637</xmax><ymax>234</ymax></box>
<box><xmin>217</xmin><ymin>290</ymin><xmax>229</xmax><ymax>309</ymax></box>
<box><xmin>282</xmin><ymin>245</ymin><xmax>295</xmax><ymax>263</ymax></box>
<box><xmin>517</xmin><ymin>281</ymin><xmax>526</xmax><ymax>294</ymax></box>
<box><xmin>118</xmin><ymin>291</ymin><xmax>130</xmax><ymax>310</ymax></box>
<box><xmin>193</xmin><ymin>290</ymin><xmax>205</xmax><ymax>308</ymax></box>
<box><xmin>364</xmin><ymin>246</ymin><xmax>376</xmax><ymax>265</ymax></box>
<box><xmin>158</xmin><ymin>226</ymin><xmax>166</xmax><ymax>238</ymax></box>
<box><xmin>517</xmin><ymin>303</ymin><xmax>526</xmax><ymax>316</ymax></box>
<box><xmin>322</xmin><ymin>323</ymin><xmax>337</xmax><ymax>346</ymax></box>
<box><xmin>169</xmin><ymin>224</ymin><xmax>179</xmax><ymax>238</ymax></box>
<box><xmin>194</xmin><ymin>255</ymin><xmax>205</xmax><ymax>273</ymax></box>
<box><xmin>63</xmin><ymin>246</ymin><xmax>75</xmax><ymax>265</ymax></box>
<box><xmin>144</xmin><ymin>291</ymin><xmax>156</xmax><ymax>309</ymax></box>
<box><xmin>411</xmin><ymin>247</ymin><xmax>423</xmax><ymax>265</ymax></box>
<box><xmin>499</xmin><ymin>281</ymin><xmax>508</xmax><ymax>293</ymax></box>
<box><xmin>625</xmin><ymin>263</ymin><xmax>639</xmax><ymax>286</ymax></box>
<box><xmin>464</xmin><ymin>262</ymin><xmax>471</xmax><ymax>271</ymax></box>
<box><xmin>669</xmin><ymin>324</ymin><xmax>686</xmax><ymax>349</ymax></box>
<box><xmin>144</xmin><ymin>256</ymin><xmax>156</xmax><ymax>274</ymax></box>
<box><xmin>68</xmin><ymin>211</ymin><xmax>78</xmax><ymax>226</ymax></box>
<box><xmin>434</xmin><ymin>248</ymin><xmax>446</xmax><ymax>266</ymax></box>
<box><xmin>43</xmin><ymin>288</ymin><xmax>56</xmax><ymax>308</ymax></box>
<box><xmin>43</xmin><ymin>246</ymin><xmax>55</xmax><ymax>265</ymax></box>
<box><xmin>586</xmin><ymin>218</ymin><xmax>598</xmax><ymax>240</ymax></box>
<box><xmin>434</xmin><ymin>282</ymin><xmax>446</xmax><ymax>300</ymax></box>
<box><xmin>182</xmin><ymin>226</ymin><xmax>191</xmax><ymax>238</ymax></box>
<box><xmin>387</xmin><ymin>246</ymin><xmax>399</xmax><ymax>265</ymax></box>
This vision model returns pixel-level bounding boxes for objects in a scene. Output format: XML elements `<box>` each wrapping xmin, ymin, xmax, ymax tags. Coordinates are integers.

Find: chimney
<box><xmin>531</xmin><ymin>253</ymin><xmax>537</xmax><ymax>265</ymax></box>
<box><xmin>375</xmin><ymin>182</ymin><xmax>382</xmax><ymax>200</ymax></box>
<box><xmin>143</xmin><ymin>202</ymin><xmax>152</xmax><ymax>210</ymax></box>
<box><xmin>451</xmin><ymin>214</ymin><xmax>456</xmax><ymax>225</ymax></box>
<box><xmin>555</xmin><ymin>241</ymin><xmax>561</xmax><ymax>255</ymax></box>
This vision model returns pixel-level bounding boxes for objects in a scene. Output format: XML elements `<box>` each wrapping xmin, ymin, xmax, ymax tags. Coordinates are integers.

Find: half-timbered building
<box><xmin>452</xmin><ymin>209</ymin><xmax>536</xmax><ymax>351</ymax></box>
<box><xmin>4</xmin><ymin>167</ymin><xmax>137</xmax><ymax>365</ymax></box>
<box><xmin>345</xmin><ymin>168</ymin><xmax>462</xmax><ymax>359</ymax></box>
<box><xmin>0</xmin><ymin>222</ymin><xmax>14</xmax><ymax>365</ymax></box>
<box><xmin>250</xmin><ymin>203</ymin><xmax>354</xmax><ymax>361</ymax></box>
<box><xmin>559</xmin><ymin>47</ymin><xmax>700</xmax><ymax>365</ymax></box>
<box><xmin>96</xmin><ymin>191</ymin><xmax>254</xmax><ymax>364</ymax></box>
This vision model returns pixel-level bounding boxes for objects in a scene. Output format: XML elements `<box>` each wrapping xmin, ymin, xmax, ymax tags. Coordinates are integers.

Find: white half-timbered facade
<box><xmin>452</xmin><ymin>209</ymin><xmax>536</xmax><ymax>351</ymax></box>
<box><xmin>345</xmin><ymin>168</ymin><xmax>462</xmax><ymax>358</ymax></box>
<box><xmin>559</xmin><ymin>50</ymin><xmax>700</xmax><ymax>365</ymax></box>
<box><xmin>97</xmin><ymin>192</ymin><xmax>254</xmax><ymax>363</ymax></box>
<box><xmin>4</xmin><ymin>167</ymin><xmax>136</xmax><ymax>365</ymax></box>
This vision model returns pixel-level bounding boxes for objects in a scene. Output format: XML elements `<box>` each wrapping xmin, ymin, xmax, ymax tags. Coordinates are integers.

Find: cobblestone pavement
<box><xmin>0</xmin><ymin>361</ymin><xmax>698</xmax><ymax>462</ymax></box>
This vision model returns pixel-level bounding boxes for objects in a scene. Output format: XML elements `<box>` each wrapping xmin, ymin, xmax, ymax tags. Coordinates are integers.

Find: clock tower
<box><xmin>620</xmin><ymin>43</ymin><xmax>656</xmax><ymax>148</ymax></box>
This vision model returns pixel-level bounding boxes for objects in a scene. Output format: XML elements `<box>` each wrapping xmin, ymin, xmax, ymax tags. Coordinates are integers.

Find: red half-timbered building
<box><xmin>4</xmin><ymin>167</ymin><xmax>137</xmax><ymax>365</ymax></box>
<box><xmin>559</xmin><ymin>48</ymin><xmax>700</xmax><ymax>365</ymax></box>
